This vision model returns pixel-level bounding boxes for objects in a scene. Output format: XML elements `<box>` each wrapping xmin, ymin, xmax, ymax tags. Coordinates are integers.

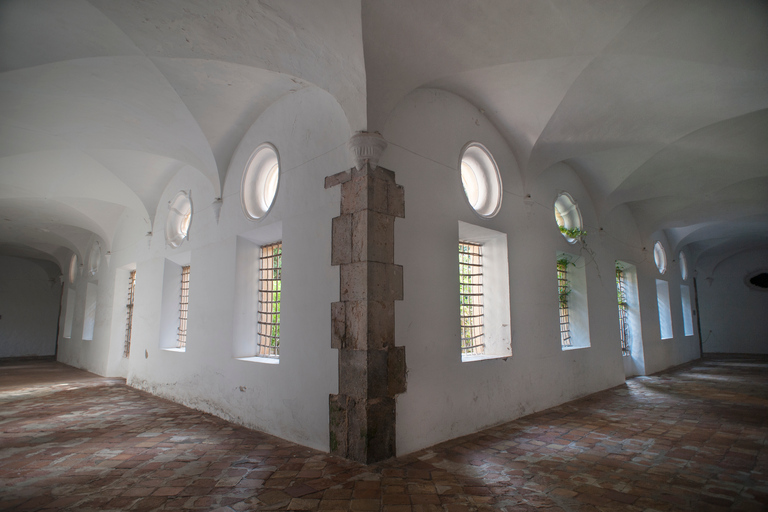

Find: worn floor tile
<box><xmin>1</xmin><ymin>356</ymin><xmax>767</xmax><ymax>511</ymax></box>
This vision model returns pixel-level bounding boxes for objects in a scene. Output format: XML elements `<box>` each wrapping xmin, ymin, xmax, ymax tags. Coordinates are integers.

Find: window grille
<box><xmin>123</xmin><ymin>270</ymin><xmax>136</xmax><ymax>358</ymax></box>
<box><xmin>459</xmin><ymin>242</ymin><xmax>484</xmax><ymax>355</ymax></box>
<box><xmin>258</xmin><ymin>242</ymin><xmax>282</xmax><ymax>357</ymax></box>
<box><xmin>177</xmin><ymin>265</ymin><xmax>190</xmax><ymax>348</ymax></box>
<box><xmin>557</xmin><ymin>259</ymin><xmax>572</xmax><ymax>347</ymax></box>
<box><xmin>616</xmin><ymin>266</ymin><xmax>630</xmax><ymax>356</ymax></box>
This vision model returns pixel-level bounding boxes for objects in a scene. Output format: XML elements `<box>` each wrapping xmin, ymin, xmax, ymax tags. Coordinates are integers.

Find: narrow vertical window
<box><xmin>616</xmin><ymin>264</ymin><xmax>630</xmax><ymax>356</ymax></box>
<box><xmin>557</xmin><ymin>257</ymin><xmax>571</xmax><ymax>347</ymax></box>
<box><xmin>177</xmin><ymin>265</ymin><xmax>190</xmax><ymax>348</ymax></box>
<box><xmin>459</xmin><ymin>241</ymin><xmax>484</xmax><ymax>355</ymax></box>
<box><xmin>258</xmin><ymin>242</ymin><xmax>282</xmax><ymax>357</ymax></box>
<box><xmin>123</xmin><ymin>270</ymin><xmax>136</xmax><ymax>357</ymax></box>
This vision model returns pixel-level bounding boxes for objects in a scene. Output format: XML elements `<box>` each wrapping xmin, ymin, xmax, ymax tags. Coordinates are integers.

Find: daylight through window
<box><xmin>177</xmin><ymin>265</ymin><xmax>190</xmax><ymax>348</ymax></box>
<box><xmin>123</xmin><ymin>270</ymin><xmax>136</xmax><ymax>358</ymax></box>
<box><xmin>258</xmin><ymin>242</ymin><xmax>282</xmax><ymax>357</ymax></box>
<box><xmin>459</xmin><ymin>241</ymin><xmax>484</xmax><ymax>356</ymax></box>
<box><xmin>616</xmin><ymin>264</ymin><xmax>630</xmax><ymax>356</ymax></box>
<box><xmin>557</xmin><ymin>257</ymin><xmax>572</xmax><ymax>347</ymax></box>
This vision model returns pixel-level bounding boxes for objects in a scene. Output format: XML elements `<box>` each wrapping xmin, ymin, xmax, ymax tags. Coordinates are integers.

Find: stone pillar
<box><xmin>324</xmin><ymin>133</ymin><xmax>406</xmax><ymax>464</ymax></box>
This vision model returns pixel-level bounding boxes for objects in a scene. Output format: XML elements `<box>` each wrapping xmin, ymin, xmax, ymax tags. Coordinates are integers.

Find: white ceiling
<box><xmin>1</xmin><ymin>0</ymin><xmax>766</xmax><ymax>275</ymax></box>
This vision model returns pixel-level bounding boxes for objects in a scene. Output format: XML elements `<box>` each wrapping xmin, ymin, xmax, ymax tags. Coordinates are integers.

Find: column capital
<box><xmin>348</xmin><ymin>132</ymin><xmax>387</xmax><ymax>170</ymax></box>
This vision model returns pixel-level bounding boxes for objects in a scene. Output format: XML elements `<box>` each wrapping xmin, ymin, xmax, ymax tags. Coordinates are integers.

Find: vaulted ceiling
<box><xmin>1</xmin><ymin>0</ymin><xmax>767</xmax><ymax>276</ymax></box>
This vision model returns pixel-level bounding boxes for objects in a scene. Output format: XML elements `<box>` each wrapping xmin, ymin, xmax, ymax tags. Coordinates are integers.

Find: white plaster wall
<box><xmin>62</xmin><ymin>86</ymin><xmax>350</xmax><ymax>452</ymax></box>
<box><xmin>0</xmin><ymin>256</ymin><xmax>62</xmax><ymax>358</ymax></box>
<box><xmin>382</xmin><ymin>89</ymin><xmax>631</xmax><ymax>455</ymax></box>
<box><xmin>636</xmin><ymin>231</ymin><xmax>700</xmax><ymax>375</ymax></box>
<box><xmin>698</xmin><ymin>249</ymin><xmax>768</xmax><ymax>353</ymax></box>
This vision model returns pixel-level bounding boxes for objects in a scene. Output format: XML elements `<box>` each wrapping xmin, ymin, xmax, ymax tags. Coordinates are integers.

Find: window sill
<box><xmin>162</xmin><ymin>347</ymin><xmax>186</xmax><ymax>353</ymax></box>
<box><xmin>461</xmin><ymin>354</ymin><xmax>510</xmax><ymax>363</ymax></box>
<box><xmin>237</xmin><ymin>356</ymin><xmax>279</xmax><ymax>365</ymax></box>
<box><xmin>561</xmin><ymin>345</ymin><xmax>590</xmax><ymax>351</ymax></box>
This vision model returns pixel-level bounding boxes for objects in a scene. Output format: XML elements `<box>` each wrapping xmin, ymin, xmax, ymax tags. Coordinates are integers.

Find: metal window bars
<box><xmin>177</xmin><ymin>265</ymin><xmax>190</xmax><ymax>348</ymax></box>
<box><xmin>459</xmin><ymin>241</ymin><xmax>484</xmax><ymax>355</ymax></box>
<box><xmin>557</xmin><ymin>259</ymin><xmax>572</xmax><ymax>347</ymax></box>
<box><xmin>257</xmin><ymin>242</ymin><xmax>282</xmax><ymax>357</ymax></box>
<box><xmin>123</xmin><ymin>270</ymin><xmax>136</xmax><ymax>358</ymax></box>
<box><xmin>616</xmin><ymin>265</ymin><xmax>630</xmax><ymax>356</ymax></box>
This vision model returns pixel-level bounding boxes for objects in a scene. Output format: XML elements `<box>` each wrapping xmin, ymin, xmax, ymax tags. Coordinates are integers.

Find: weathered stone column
<box><xmin>325</xmin><ymin>133</ymin><xmax>406</xmax><ymax>464</ymax></box>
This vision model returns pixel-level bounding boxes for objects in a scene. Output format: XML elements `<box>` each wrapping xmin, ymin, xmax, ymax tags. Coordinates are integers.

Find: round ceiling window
<box><xmin>166</xmin><ymin>191</ymin><xmax>192</xmax><ymax>248</ymax></box>
<box><xmin>69</xmin><ymin>254</ymin><xmax>78</xmax><ymax>283</ymax></box>
<box><xmin>554</xmin><ymin>192</ymin><xmax>583</xmax><ymax>243</ymax></box>
<box><xmin>459</xmin><ymin>142</ymin><xmax>502</xmax><ymax>218</ymax></box>
<box><xmin>679</xmin><ymin>251</ymin><xmax>688</xmax><ymax>281</ymax></box>
<box><xmin>87</xmin><ymin>241</ymin><xmax>101</xmax><ymax>276</ymax></box>
<box><xmin>242</xmin><ymin>143</ymin><xmax>280</xmax><ymax>220</ymax></box>
<box><xmin>654</xmin><ymin>241</ymin><xmax>667</xmax><ymax>274</ymax></box>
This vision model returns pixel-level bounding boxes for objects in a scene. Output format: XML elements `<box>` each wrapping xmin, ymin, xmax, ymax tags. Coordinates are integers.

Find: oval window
<box><xmin>242</xmin><ymin>143</ymin><xmax>280</xmax><ymax>220</ymax></box>
<box><xmin>166</xmin><ymin>191</ymin><xmax>192</xmax><ymax>248</ymax></box>
<box><xmin>459</xmin><ymin>142</ymin><xmax>502</xmax><ymax>218</ymax></box>
<box><xmin>87</xmin><ymin>241</ymin><xmax>101</xmax><ymax>276</ymax></box>
<box><xmin>654</xmin><ymin>241</ymin><xmax>667</xmax><ymax>274</ymax></box>
<box><xmin>554</xmin><ymin>192</ymin><xmax>583</xmax><ymax>243</ymax></box>
<box><xmin>69</xmin><ymin>254</ymin><xmax>78</xmax><ymax>283</ymax></box>
<box><xmin>679</xmin><ymin>251</ymin><xmax>688</xmax><ymax>281</ymax></box>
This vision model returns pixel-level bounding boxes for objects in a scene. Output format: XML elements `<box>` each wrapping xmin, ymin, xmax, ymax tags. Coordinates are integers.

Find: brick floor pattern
<box><xmin>1</xmin><ymin>356</ymin><xmax>767</xmax><ymax>511</ymax></box>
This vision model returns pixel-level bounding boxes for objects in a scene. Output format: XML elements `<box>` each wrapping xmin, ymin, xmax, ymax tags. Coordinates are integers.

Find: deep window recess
<box><xmin>616</xmin><ymin>263</ymin><xmax>630</xmax><ymax>356</ymax></box>
<box><xmin>459</xmin><ymin>241</ymin><xmax>484</xmax><ymax>356</ymax></box>
<box><xmin>177</xmin><ymin>265</ymin><xmax>190</xmax><ymax>348</ymax></box>
<box><xmin>123</xmin><ymin>270</ymin><xmax>136</xmax><ymax>358</ymax></box>
<box><xmin>557</xmin><ymin>257</ymin><xmax>572</xmax><ymax>347</ymax></box>
<box><xmin>257</xmin><ymin>242</ymin><xmax>282</xmax><ymax>357</ymax></box>
<box><xmin>459</xmin><ymin>142</ymin><xmax>502</xmax><ymax>218</ymax></box>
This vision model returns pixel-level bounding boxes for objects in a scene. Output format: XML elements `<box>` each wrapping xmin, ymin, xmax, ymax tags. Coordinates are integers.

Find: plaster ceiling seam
<box><xmin>606</xmin><ymin>106</ymin><xmax>768</xmax><ymax>209</ymax></box>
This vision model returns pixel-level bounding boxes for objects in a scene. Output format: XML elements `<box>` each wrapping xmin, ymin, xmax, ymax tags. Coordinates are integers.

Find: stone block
<box><xmin>328</xmin><ymin>394</ymin><xmax>348</xmax><ymax>457</ymax></box>
<box><xmin>350</xmin><ymin>211</ymin><xmax>368</xmax><ymax>263</ymax></box>
<box><xmin>388</xmin><ymin>183</ymin><xmax>405</xmax><ymax>218</ymax></box>
<box><xmin>337</xmin><ymin>350</ymin><xmax>367</xmax><ymax>400</ymax></box>
<box><xmin>344</xmin><ymin>301</ymin><xmax>367</xmax><ymax>350</ymax></box>
<box><xmin>367</xmin><ymin>262</ymin><xmax>404</xmax><ymax>302</ymax></box>
<box><xmin>388</xmin><ymin>346</ymin><xmax>407</xmax><ymax>396</ymax></box>
<box><xmin>367</xmin><ymin>211</ymin><xmax>394</xmax><ymax>264</ymax></box>
<box><xmin>367</xmin><ymin>300</ymin><xmax>394</xmax><ymax>350</ymax></box>
<box><xmin>369</xmin><ymin>178</ymin><xmax>389</xmax><ymax>215</ymax></box>
<box><xmin>351</xmin><ymin>210</ymin><xmax>394</xmax><ymax>264</ymax></box>
<box><xmin>367</xmin><ymin>350</ymin><xmax>389</xmax><ymax>399</ymax></box>
<box><xmin>365</xmin><ymin>397</ymin><xmax>396</xmax><ymax>463</ymax></box>
<box><xmin>340</xmin><ymin>176</ymin><xmax>367</xmax><ymax>214</ymax></box>
<box><xmin>331</xmin><ymin>215</ymin><xmax>352</xmax><ymax>266</ymax></box>
<box><xmin>324</xmin><ymin>170</ymin><xmax>352</xmax><ymax>189</ymax></box>
<box><xmin>346</xmin><ymin>396</ymin><xmax>368</xmax><ymax>463</ymax></box>
<box><xmin>331</xmin><ymin>302</ymin><xmax>345</xmax><ymax>349</ymax></box>
<box><xmin>370</xmin><ymin>166</ymin><xmax>396</xmax><ymax>184</ymax></box>
<box><xmin>339</xmin><ymin>262</ymin><xmax>367</xmax><ymax>302</ymax></box>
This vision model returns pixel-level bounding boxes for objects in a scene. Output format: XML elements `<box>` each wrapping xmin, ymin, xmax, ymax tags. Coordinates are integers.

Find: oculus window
<box><xmin>242</xmin><ymin>143</ymin><xmax>280</xmax><ymax>220</ymax></box>
<box><xmin>653</xmin><ymin>241</ymin><xmax>667</xmax><ymax>274</ymax></box>
<box><xmin>87</xmin><ymin>241</ymin><xmax>101</xmax><ymax>276</ymax></box>
<box><xmin>166</xmin><ymin>191</ymin><xmax>192</xmax><ymax>248</ymax></box>
<box><xmin>679</xmin><ymin>251</ymin><xmax>689</xmax><ymax>281</ymax></box>
<box><xmin>459</xmin><ymin>142</ymin><xmax>502</xmax><ymax>218</ymax></box>
<box><xmin>68</xmin><ymin>254</ymin><xmax>78</xmax><ymax>283</ymax></box>
<box><xmin>554</xmin><ymin>192</ymin><xmax>583</xmax><ymax>243</ymax></box>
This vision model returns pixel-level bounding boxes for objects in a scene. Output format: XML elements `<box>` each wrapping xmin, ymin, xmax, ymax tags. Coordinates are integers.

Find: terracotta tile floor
<box><xmin>1</xmin><ymin>356</ymin><xmax>767</xmax><ymax>511</ymax></box>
